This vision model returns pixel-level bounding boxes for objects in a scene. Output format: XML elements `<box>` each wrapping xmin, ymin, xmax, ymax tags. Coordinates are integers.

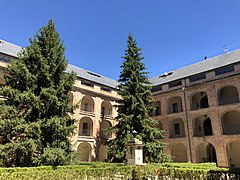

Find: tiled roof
<box><xmin>66</xmin><ymin>64</ymin><xmax>118</xmax><ymax>89</ymax></box>
<box><xmin>0</xmin><ymin>40</ymin><xmax>22</xmax><ymax>57</ymax></box>
<box><xmin>150</xmin><ymin>49</ymin><xmax>240</xmax><ymax>86</ymax></box>
<box><xmin>0</xmin><ymin>40</ymin><xmax>118</xmax><ymax>89</ymax></box>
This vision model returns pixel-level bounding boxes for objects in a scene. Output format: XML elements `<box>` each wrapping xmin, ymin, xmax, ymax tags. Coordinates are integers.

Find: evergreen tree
<box><xmin>0</xmin><ymin>20</ymin><xmax>76</xmax><ymax>167</ymax></box>
<box><xmin>107</xmin><ymin>34</ymin><xmax>169</xmax><ymax>163</ymax></box>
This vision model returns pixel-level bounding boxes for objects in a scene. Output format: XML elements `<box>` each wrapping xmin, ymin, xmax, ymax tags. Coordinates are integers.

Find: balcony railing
<box><xmin>223</xmin><ymin>125</ymin><xmax>240</xmax><ymax>134</ymax></box>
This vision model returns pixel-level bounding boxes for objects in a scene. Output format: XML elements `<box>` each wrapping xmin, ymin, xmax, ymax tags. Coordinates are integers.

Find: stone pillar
<box><xmin>126</xmin><ymin>138</ymin><xmax>145</xmax><ymax>165</ymax></box>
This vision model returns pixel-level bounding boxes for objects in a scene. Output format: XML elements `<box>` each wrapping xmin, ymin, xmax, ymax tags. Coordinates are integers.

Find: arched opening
<box><xmin>76</xmin><ymin>143</ymin><xmax>91</xmax><ymax>162</ymax></box>
<box><xmin>191</xmin><ymin>92</ymin><xmax>209</xmax><ymax>110</ymax></box>
<box><xmin>197</xmin><ymin>142</ymin><xmax>217</xmax><ymax>163</ymax></box>
<box><xmin>149</xmin><ymin>101</ymin><xmax>161</xmax><ymax>116</ymax></box>
<box><xmin>101</xmin><ymin>100</ymin><xmax>112</xmax><ymax>116</ymax></box>
<box><xmin>218</xmin><ymin>86</ymin><xmax>239</xmax><ymax>105</ymax></box>
<box><xmin>168</xmin><ymin>96</ymin><xmax>183</xmax><ymax>114</ymax></box>
<box><xmin>227</xmin><ymin>141</ymin><xmax>240</xmax><ymax>168</ymax></box>
<box><xmin>155</xmin><ymin>121</ymin><xmax>163</xmax><ymax>139</ymax></box>
<box><xmin>99</xmin><ymin>145</ymin><xmax>108</xmax><ymax>162</ymax></box>
<box><xmin>222</xmin><ymin>111</ymin><xmax>240</xmax><ymax>134</ymax></box>
<box><xmin>81</xmin><ymin>96</ymin><xmax>94</xmax><ymax>112</ymax></box>
<box><xmin>79</xmin><ymin>117</ymin><xmax>93</xmax><ymax>136</ymax></box>
<box><xmin>194</xmin><ymin>115</ymin><xmax>213</xmax><ymax>136</ymax></box>
<box><xmin>100</xmin><ymin>120</ymin><xmax>112</xmax><ymax>139</ymax></box>
<box><xmin>170</xmin><ymin>118</ymin><xmax>185</xmax><ymax>138</ymax></box>
<box><xmin>172</xmin><ymin>143</ymin><xmax>188</xmax><ymax>162</ymax></box>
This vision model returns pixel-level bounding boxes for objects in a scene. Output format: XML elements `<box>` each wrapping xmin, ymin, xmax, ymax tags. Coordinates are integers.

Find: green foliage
<box><xmin>0</xmin><ymin>163</ymin><xmax>235</xmax><ymax>180</ymax></box>
<box><xmin>0</xmin><ymin>20</ymin><xmax>76</xmax><ymax>167</ymax></box>
<box><xmin>107</xmin><ymin>34</ymin><xmax>170</xmax><ymax>163</ymax></box>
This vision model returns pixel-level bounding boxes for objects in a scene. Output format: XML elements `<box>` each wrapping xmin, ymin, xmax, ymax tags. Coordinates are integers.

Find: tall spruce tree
<box><xmin>0</xmin><ymin>20</ymin><xmax>76</xmax><ymax>167</ymax></box>
<box><xmin>108</xmin><ymin>34</ymin><xmax>169</xmax><ymax>163</ymax></box>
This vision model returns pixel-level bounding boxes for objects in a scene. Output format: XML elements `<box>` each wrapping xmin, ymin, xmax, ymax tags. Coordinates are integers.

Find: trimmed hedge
<box><xmin>0</xmin><ymin>162</ymin><xmax>238</xmax><ymax>180</ymax></box>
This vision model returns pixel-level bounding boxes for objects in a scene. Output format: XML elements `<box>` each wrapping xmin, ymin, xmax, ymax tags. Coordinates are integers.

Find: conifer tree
<box><xmin>0</xmin><ymin>20</ymin><xmax>76</xmax><ymax>167</ymax></box>
<box><xmin>108</xmin><ymin>34</ymin><xmax>169</xmax><ymax>163</ymax></box>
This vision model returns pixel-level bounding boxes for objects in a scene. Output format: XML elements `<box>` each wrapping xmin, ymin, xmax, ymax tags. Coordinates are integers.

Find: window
<box><xmin>169</xmin><ymin>80</ymin><xmax>182</xmax><ymax>88</ymax></box>
<box><xmin>101</xmin><ymin>107</ymin><xmax>105</xmax><ymax>115</ymax></box>
<box><xmin>189</xmin><ymin>73</ymin><xmax>206</xmax><ymax>82</ymax></box>
<box><xmin>174</xmin><ymin>123</ymin><xmax>180</xmax><ymax>135</ymax></box>
<box><xmin>156</xmin><ymin>106</ymin><xmax>160</xmax><ymax>115</ymax></box>
<box><xmin>81</xmin><ymin>80</ymin><xmax>94</xmax><ymax>87</ymax></box>
<box><xmin>84</xmin><ymin>103</ymin><xmax>88</xmax><ymax>111</ymax></box>
<box><xmin>172</xmin><ymin>103</ymin><xmax>178</xmax><ymax>113</ymax></box>
<box><xmin>152</xmin><ymin>85</ymin><xmax>162</xmax><ymax>92</ymax></box>
<box><xmin>101</xmin><ymin>87</ymin><xmax>111</xmax><ymax>92</ymax></box>
<box><xmin>215</xmin><ymin>65</ymin><xmax>234</xmax><ymax>76</ymax></box>
<box><xmin>82</xmin><ymin>122</ymin><xmax>89</xmax><ymax>135</ymax></box>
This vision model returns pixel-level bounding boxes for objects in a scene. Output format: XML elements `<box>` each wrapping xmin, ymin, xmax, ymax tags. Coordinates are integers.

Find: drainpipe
<box><xmin>182</xmin><ymin>79</ymin><xmax>193</xmax><ymax>162</ymax></box>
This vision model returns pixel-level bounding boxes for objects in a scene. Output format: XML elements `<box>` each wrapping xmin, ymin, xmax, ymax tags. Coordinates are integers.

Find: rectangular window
<box><xmin>169</xmin><ymin>80</ymin><xmax>182</xmax><ymax>88</ymax></box>
<box><xmin>101</xmin><ymin>107</ymin><xmax>105</xmax><ymax>115</ymax></box>
<box><xmin>84</xmin><ymin>103</ymin><xmax>88</xmax><ymax>111</ymax></box>
<box><xmin>172</xmin><ymin>103</ymin><xmax>178</xmax><ymax>113</ymax></box>
<box><xmin>81</xmin><ymin>80</ymin><xmax>94</xmax><ymax>87</ymax></box>
<box><xmin>215</xmin><ymin>65</ymin><xmax>235</xmax><ymax>76</ymax></box>
<box><xmin>174</xmin><ymin>123</ymin><xmax>180</xmax><ymax>135</ymax></box>
<box><xmin>101</xmin><ymin>87</ymin><xmax>111</xmax><ymax>92</ymax></box>
<box><xmin>189</xmin><ymin>73</ymin><xmax>206</xmax><ymax>82</ymax></box>
<box><xmin>151</xmin><ymin>85</ymin><xmax>162</xmax><ymax>92</ymax></box>
<box><xmin>82</xmin><ymin>122</ymin><xmax>89</xmax><ymax>135</ymax></box>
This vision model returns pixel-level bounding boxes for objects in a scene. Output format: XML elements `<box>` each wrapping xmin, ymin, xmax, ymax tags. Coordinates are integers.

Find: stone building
<box><xmin>150</xmin><ymin>50</ymin><xmax>240</xmax><ymax>168</ymax></box>
<box><xmin>1</xmin><ymin>40</ymin><xmax>240</xmax><ymax>168</ymax></box>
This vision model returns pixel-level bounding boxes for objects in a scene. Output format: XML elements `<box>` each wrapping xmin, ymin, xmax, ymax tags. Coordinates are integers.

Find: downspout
<box><xmin>182</xmin><ymin>79</ymin><xmax>193</xmax><ymax>162</ymax></box>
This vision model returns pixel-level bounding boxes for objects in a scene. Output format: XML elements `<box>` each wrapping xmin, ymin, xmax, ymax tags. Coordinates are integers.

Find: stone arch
<box><xmin>172</xmin><ymin>143</ymin><xmax>188</xmax><ymax>162</ymax></box>
<box><xmin>197</xmin><ymin>142</ymin><xmax>217</xmax><ymax>163</ymax></box>
<box><xmin>193</xmin><ymin>115</ymin><xmax>213</xmax><ymax>136</ymax></box>
<box><xmin>222</xmin><ymin>111</ymin><xmax>240</xmax><ymax>134</ymax></box>
<box><xmin>101</xmin><ymin>100</ymin><xmax>112</xmax><ymax>116</ymax></box>
<box><xmin>81</xmin><ymin>95</ymin><xmax>94</xmax><ymax>112</ymax></box>
<box><xmin>78</xmin><ymin>117</ymin><xmax>93</xmax><ymax>136</ymax></box>
<box><xmin>191</xmin><ymin>91</ymin><xmax>209</xmax><ymax>110</ymax></box>
<box><xmin>218</xmin><ymin>86</ymin><xmax>239</xmax><ymax>105</ymax></box>
<box><xmin>168</xmin><ymin>96</ymin><xmax>183</xmax><ymax>114</ymax></box>
<box><xmin>227</xmin><ymin>140</ymin><xmax>240</xmax><ymax>168</ymax></box>
<box><xmin>76</xmin><ymin>142</ymin><xmax>92</xmax><ymax>162</ymax></box>
<box><xmin>170</xmin><ymin>118</ymin><xmax>185</xmax><ymax>138</ymax></box>
<box><xmin>99</xmin><ymin>145</ymin><xmax>108</xmax><ymax>162</ymax></box>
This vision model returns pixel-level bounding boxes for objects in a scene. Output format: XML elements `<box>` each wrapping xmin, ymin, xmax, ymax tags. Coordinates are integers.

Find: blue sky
<box><xmin>1</xmin><ymin>0</ymin><xmax>240</xmax><ymax>79</ymax></box>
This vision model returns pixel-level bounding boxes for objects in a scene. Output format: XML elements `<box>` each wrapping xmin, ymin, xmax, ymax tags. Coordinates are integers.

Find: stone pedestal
<box><xmin>126</xmin><ymin>138</ymin><xmax>145</xmax><ymax>165</ymax></box>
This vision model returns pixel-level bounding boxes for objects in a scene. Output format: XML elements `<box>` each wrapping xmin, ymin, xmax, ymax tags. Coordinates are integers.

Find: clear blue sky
<box><xmin>1</xmin><ymin>0</ymin><xmax>240</xmax><ymax>79</ymax></box>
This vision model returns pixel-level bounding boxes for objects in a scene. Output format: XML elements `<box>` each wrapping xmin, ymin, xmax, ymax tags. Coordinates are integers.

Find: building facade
<box><xmin>1</xmin><ymin>40</ymin><xmax>240</xmax><ymax>167</ymax></box>
<box><xmin>150</xmin><ymin>50</ymin><xmax>240</xmax><ymax>168</ymax></box>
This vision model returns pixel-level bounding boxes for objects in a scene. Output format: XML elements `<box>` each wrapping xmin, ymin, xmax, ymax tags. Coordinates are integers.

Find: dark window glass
<box><xmin>82</xmin><ymin>122</ymin><xmax>89</xmax><ymax>135</ymax></box>
<box><xmin>174</xmin><ymin>123</ymin><xmax>180</xmax><ymax>135</ymax></box>
<box><xmin>215</xmin><ymin>65</ymin><xmax>234</xmax><ymax>76</ymax></box>
<box><xmin>189</xmin><ymin>73</ymin><xmax>206</xmax><ymax>82</ymax></box>
<box><xmin>169</xmin><ymin>80</ymin><xmax>182</xmax><ymax>88</ymax></box>
<box><xmin>81</xmin><ymin>81</ymin><xmax>94</xmax><ymax>87</ymax></box>
<box><xmin>172</xmin><ymin>103</ymin><xmax>178</xmax><ymax>113</ymax></box>
<box><xmin>155</xmin><ymin>106</ymin><xmax>160</xmax><ymax>115</ymax></box>
<box><xmin>152</xmin><ymin>85</ymin><xmax>162</xmax><ymax>92</ymax></box>
<box><xmin>101</xmin><ymin>87</ymin><xmax>111</xmax><ymax>92</ymax></box>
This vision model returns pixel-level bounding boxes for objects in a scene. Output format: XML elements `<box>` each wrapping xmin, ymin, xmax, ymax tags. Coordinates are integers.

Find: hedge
<box><xmin>0</xmin><ymin>162</ymin><xmax>238</xmax><ymax>180</ymax></box>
